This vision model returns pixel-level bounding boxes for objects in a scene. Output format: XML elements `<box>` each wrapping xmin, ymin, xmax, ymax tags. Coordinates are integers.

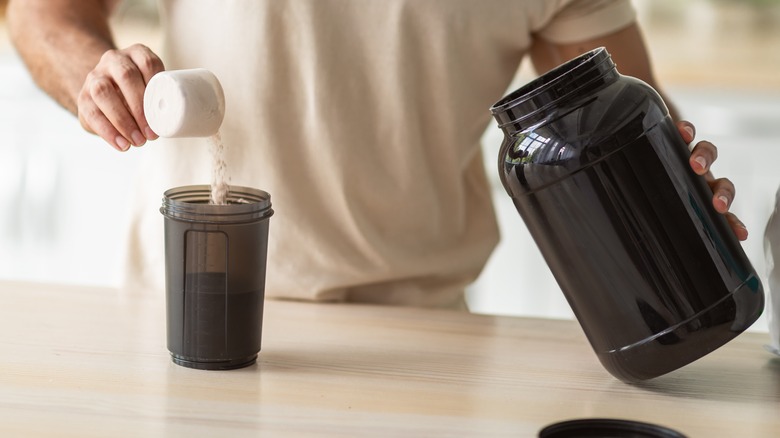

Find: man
<box><xmin>7</xmin><ymin>0</ymin><xmax>746</xmax><ymax>308</ymax></box>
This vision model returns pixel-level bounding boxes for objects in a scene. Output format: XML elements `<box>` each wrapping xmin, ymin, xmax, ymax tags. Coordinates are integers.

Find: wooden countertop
<box><xmin>0</xmin><ymin>280</ymin><xmax>777</xmax><ymax>437</ymax></box>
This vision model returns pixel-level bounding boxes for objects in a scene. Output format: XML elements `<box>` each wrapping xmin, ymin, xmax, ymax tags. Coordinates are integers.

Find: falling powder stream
<box><xmin>208</xmin><ymin>131</ymin><xmax>229</xmax><ymax>205</ymax></box>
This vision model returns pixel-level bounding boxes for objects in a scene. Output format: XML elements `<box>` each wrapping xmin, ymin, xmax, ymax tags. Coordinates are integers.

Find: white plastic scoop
<box><xmin>143</xmin><ymin>68</ymin><xmax>225</xmax><ymax>138</ymax></box>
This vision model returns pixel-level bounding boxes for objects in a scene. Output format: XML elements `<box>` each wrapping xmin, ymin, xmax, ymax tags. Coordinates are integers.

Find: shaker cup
<box><xmin>489</xmin><ymin>47</ymin><xmax>764</xmax><ymax>382</ymax></box>
<box><xmin>160</xmin><ymin>185</ymin><xmax>273</xmax><ymax>370</ymax></box>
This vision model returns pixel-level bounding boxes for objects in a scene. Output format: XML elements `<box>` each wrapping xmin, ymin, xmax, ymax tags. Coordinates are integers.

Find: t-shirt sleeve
<box><xmin>535</xmin><ymin>0</ymin><xmax>637</xmax><ymax>44</ymax></box>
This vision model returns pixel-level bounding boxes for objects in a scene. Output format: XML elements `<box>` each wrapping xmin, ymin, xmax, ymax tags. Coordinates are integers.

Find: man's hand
<box><xmin>77</xmin><ymin>44</ymin><xmax>165</xmax><ymax>151</ymax></box>
<box><xmin>7</xmin><ymin>0</ymin><xmax>164</xmax><ymax>152</ymax></box>
<box><xmin>679</xmin><ymin>120</ymin><xmax>748</xmax><ymax>241</ymax></box>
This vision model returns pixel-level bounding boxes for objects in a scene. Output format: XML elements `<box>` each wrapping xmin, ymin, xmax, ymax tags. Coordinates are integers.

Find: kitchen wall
<box><xmin>0</xmin><ymin>1</ymin><xmax>778</xmax><ymax>333</ymax></box>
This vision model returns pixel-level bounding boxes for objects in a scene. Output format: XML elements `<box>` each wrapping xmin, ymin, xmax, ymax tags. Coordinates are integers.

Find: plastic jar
<box><xmin>489</xmin><ymin>47</ymin><xmax>764</xmax><ymax>382</ymax></box>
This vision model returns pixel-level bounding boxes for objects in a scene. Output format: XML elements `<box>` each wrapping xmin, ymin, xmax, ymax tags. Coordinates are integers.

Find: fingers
<box><xmin>708</xmin><ymin>177</ymin><xmax>736</xmax><ymax>214</ymax></box>
<box><xmin>723</xmin><ymin>212</ymin><xmax>749</xmax><ymax>241</ymax></box>
<box><xmin>104</xmin><ymin>52</ymin><xmax>150</xmax><ymax>145</ymax></box>
<box><xmin>678</xmin><ymin>120</ymin><xmax>748</xmax><ymax>240</ymax></box>
<box><xmin>689</xmin><ymin>140</ymin><xmax>718</xmax><ymax>178</ymax></box>
<box><xmin>705</xmin><ymin>172</ymin><xmax>748</xmax><ymax>241</ymax></box>
<box><xmin>676</xmin><ymin>120</ymin><xmax>696</xmax><ymax>144</ymax></box>
<box><xmin>78</xmin><ymin>86</ymin><xmax>130</xmax><ymax>151</ymax></box>
<box><xmin>77</xmin><ymin>44</ymin><xmax>165</xmax><ymax>151</ymax></box>
<box><xmin>127</xmin><ymin>45</ymin><xmax>165</xmax><ymax>140</ymax></box>
<box><xmin>678</xmin><ymin>120</ymin><xmax>718</xmax><ymax>177</ymax></box>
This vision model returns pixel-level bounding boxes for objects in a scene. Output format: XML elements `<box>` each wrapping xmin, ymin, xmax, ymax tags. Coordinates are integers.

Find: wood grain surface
<box><xmin>0</xmin><ymin>280</ymin><xmax>777</xmax><ymax>437</ymax></box>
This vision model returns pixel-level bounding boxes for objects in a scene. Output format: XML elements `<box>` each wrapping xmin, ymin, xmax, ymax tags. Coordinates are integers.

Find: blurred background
<box><xmin>0</xmin><ymin>0</ymin><xmax>778</xmax><ymax>333</ymax></box>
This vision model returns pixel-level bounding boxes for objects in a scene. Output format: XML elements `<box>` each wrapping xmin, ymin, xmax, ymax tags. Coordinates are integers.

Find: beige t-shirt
<box><xmin>124</xmin><ymin>0</ymin><xmax>636</xmax><ymax>307</ymax></box>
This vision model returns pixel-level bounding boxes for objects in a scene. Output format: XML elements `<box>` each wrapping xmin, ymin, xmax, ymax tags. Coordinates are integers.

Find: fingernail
<box><xmin>683</xmin><ymin>126</ymin><xmax>694</xmax><ymax>140</ymax></box>
<box><xmin>694</xmin><ymin>156</ymin><xmax>708</xmax><ymax>171</ymax></box>
<box><xmin>144</xmin><ymin>126</ymin><xmax>158</xmax><ymax>140</ymax></box>
<box><xmin>131</xmin><ymin>130</ymin><xmax>146</xmax><ymax>146</ymax></box>
<box><xmin>115</xmin><ymin>136</ymin><xmax>130</xmax><ymax>151</ymax></box>
<box><xmin>718</xmin><ymin>195</ymin><xmax>730</xmax><ymax>208</ymax></box>
<box><xmin>737</xmin><ymin>221</ymin><xmax>748</xmax><ymax>239</ymax></box>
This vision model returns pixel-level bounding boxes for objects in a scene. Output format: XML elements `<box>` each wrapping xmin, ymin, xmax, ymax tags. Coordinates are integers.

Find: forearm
<box><xmin>7</xmin><ymin>0</ymin><xmax>117</xmax><ymax>115</ymax></box>
<box><xmin>529</xmin><ymin>23</ymin><xmax>681</xmax><ymax>121</ymax></box>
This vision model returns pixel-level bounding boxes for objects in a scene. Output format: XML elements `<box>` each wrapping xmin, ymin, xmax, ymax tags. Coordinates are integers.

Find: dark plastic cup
<box><xmin>539</xmin><ymin>419</ymin><xmax>687</xmax><ymax>438</ymax></box>
<box><xmin>160</xmin><ymin>185</ymin><xmax>273</xmax><ymax>370</ymax></box>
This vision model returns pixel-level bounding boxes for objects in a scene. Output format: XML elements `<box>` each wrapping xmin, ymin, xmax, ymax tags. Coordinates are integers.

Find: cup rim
<box><xmin>160</xmin><ymin>184</ymin><xmax>274</xmax><ymax>224</ymax></box>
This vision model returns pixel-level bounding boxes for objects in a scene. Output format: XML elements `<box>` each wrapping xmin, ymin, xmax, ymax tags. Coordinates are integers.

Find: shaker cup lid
<box><xmin>539</xmin><ymin>418</ymin><xmax>687</xmax><ymax>438</ymax></box>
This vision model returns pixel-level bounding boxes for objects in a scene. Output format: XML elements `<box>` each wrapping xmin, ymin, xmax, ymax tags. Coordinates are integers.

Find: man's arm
<box><xmin>8</xmin><ymin>0</ymin><xmax>115</xmax><ymax>115</ymax></box>
<box><xmin>7</xmin><ymin>0</ymin><xmax>164</xmax><ymax>151</ymax></box>
<box><xmin>530</xmin><ymin>23</ymin><xmax>680</xmax><ymax>120</ymax></box>
<box><xmin>529</xmin><ymin>23</ymin><xmax>747</xmax><ymax>240</ymax></box>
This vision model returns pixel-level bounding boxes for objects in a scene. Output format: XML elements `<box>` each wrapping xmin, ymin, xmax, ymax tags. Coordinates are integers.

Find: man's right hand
<box><xmin>77</xmin><ymin>44</ymin><xmax>165</xmax><ymax>151</ymax></box>
<box><xmin>8</xmin><ymin>0</ymin><xmax>166</xmax><ymax>151</ymax></box>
